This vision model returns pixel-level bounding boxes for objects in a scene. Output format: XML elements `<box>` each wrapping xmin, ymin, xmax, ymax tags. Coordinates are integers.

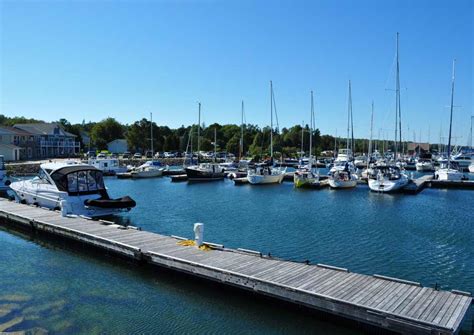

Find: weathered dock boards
<box><xmin>0</xmin><ymin>199</ymin><xmax>471</xmax><ymax>334</ymax></box>
<box><xmin>403</xmin><ymin>175</ymin><xmax>434</xmax><ymax>194</ymax></box>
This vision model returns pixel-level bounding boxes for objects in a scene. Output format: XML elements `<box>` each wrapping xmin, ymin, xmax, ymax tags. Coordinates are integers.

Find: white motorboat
<box><xmin>88</xmin><ymin>157</ymin><xmax>127</xmax><ymax>175</ymax></box>
<box><xmin>130</xmin><ymin>161</ymin><xmax>165</xmax><ymax>178</ymax></box>
<box><xmin>368</xmin><ymin>165</ymin><xmax>409</xmax><ymax>192</ymax></box>
<box><xmin>415</xmin><ymin>159</ymin><xmax>434</xmax><ymax>172</ymax></box>
<box><xmin>247</xmin><ymin>165</ymin><xmax>286</xmax><ymax>184</ymax></box>
<box><xmin>354</xmin><ymin>155</ymin><xmax>368</xmax><ymax>169</ymax></box>
<box><xmin>9</xmin><ymin>161</ymin><xmax>136</xmax><ymax>217</ymax></box>
<box><xmin>451</xmin><ymin>153</ymin><xmax>473</xmax><ymax>170</ymax></box>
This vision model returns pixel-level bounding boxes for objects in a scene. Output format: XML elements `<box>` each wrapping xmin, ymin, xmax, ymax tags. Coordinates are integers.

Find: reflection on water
<box><xmin>1</xmin><ymin>169</ymin><xmax>473</xmax><ymax>333</ymax></box>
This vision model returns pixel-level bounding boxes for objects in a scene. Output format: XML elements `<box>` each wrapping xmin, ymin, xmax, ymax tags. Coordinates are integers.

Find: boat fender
<box><xmin>60</xmin><ymin>200</ymin><xmax>70</xmax><ymax>217</ymax></box>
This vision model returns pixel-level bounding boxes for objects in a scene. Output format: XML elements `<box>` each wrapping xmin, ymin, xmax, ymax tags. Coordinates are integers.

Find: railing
<box><xmin>40</xmin><ymin>140</ymin><xmax>81</xmax><ymax>148</ymax></box>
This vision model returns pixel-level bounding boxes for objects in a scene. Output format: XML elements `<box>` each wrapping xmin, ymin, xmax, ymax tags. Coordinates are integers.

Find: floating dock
<box><xmin>170</xmin><ymin>174</ymin><xmax>188</xmax><ymax>182</ymax></box>
<box><xmin>403</xmin><ymin>175</ymin><xmax>434</xmax><ymax>194</ymax></box>
<box><xmin>0</xmin><ymin>199</ymin><xmax>471</xmax><ymax>334</ymax></box>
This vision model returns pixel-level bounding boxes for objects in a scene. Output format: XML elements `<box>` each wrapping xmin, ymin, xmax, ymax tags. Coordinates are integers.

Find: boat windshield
<box><xmin>51</xmin><ymin>167</ymin><xmax>105</xmax><ymax>195</ymax></box>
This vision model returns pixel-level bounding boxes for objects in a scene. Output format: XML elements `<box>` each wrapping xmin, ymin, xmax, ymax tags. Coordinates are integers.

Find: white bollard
<box><xmin>194</xmin><ymin>223</ymin><xmax>204</xmax><ymax>247</ymax></box>
<box><xmin>60</xmin><ymin>200</ymin><xmax>68</xmax><ymax>217</ymax></box>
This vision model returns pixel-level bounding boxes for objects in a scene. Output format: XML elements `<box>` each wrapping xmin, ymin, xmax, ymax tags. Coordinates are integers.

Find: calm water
<box><xmin>1</xmin><ymin>171</ymin><xmax>473</xmax><ymax>334</ymax></box>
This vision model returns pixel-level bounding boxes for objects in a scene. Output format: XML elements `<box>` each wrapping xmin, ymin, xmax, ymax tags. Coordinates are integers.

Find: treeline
<box><xmin>0</xmin><ymin>114</ymin><xmax>409</xmax><ymax>157</ymax></box>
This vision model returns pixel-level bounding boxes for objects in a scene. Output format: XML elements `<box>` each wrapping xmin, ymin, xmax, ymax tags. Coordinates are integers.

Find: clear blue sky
<box><xmin>0</xmin><ymin>0</ymin><xmax>472</xmax><ymax>144</ymax></box>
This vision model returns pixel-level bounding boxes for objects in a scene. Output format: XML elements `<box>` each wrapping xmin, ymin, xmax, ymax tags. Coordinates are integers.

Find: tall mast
<box><xmin>214</xmin><ymin>127</ymin><xmax>217</xmax><ymax>162</ymax></box>
<box><xmin>197</xmin><ymin>102</ymin><xmax>201</xmax><ymax>160</ymax></box>
<box><xmin>346</xmin><ymin>80</ymin><xmax>351</xmax><ymax>152</ymax></box>
<box><xmin>334</xmin><ymin>129</ymin><xmax>337</xmax><ymax>158</ymax></box>
<box><xmin>469</xmin><ymin>116</ymin><xmax>473</xmax><ymax>149</ymax></box>
<box><xmin>368</xmin><ymin>101</ymin><xmax>374</xmax><ymax>170</ymax></box>
<box><xmin>240</xmin><ymin>100</ymin><xmax>244</xmax><ymax>160</ymax></box>
<box><xmin>447</xmin><ymin>59</ymin><xmax>456</xmax><ymax>170</ymax></box>
<box><xmin>350</xmin><ymin>82</ymin><xmax>354</xmax><ymax>153</ymax></box>
<box><xmin>300</xmin><ymin>121</ymin><xmax>304</xmax><ymax>159</ymax></box>
<box><xmin>270</xmin><ymin>81</ymin><xmax>273</xmax><ymax>159</ymax></box>
<box><xmin>395</xmin><ymin>32</ymin><xmax>402</xmax><ymax>159</ymax></box>
<box><xmin>310</xmin><ymin>91</ymin><xmax>314</xmax><ymax>163</ymax></box>
<box><xmin>150</xmin><ymin>112</ymin><xmax>153</xmax><ymax>159</ymax></box>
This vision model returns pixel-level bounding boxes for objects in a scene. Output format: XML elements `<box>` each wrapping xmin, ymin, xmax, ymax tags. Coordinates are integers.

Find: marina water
<box><xmin>1</xmin><ymin>171</ymin><xmax>473</xmax><ymax>334</ymax></box>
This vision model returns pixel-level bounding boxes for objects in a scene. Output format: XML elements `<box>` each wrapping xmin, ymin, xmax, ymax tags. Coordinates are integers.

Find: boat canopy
<box><xmin>50</xmin><ymin>166</ymin><xmax>105</xmax><ymax>195</ymax></box>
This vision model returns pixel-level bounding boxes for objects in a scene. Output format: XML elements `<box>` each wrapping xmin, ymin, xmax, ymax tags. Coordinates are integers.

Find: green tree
<box><xmin>90</xmin><ymin>118</ymin><xmax>124</xmax><ymax>150</ymax></box>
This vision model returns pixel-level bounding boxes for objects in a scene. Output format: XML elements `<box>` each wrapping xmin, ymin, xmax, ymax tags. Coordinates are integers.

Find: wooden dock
<box><xmin>431</xmin><ymin>179</ymin><xmax>474</xmax><ymax>190</ymax></box>
<box><xmin>170</xmin><ymin>174</ymin><xmax>188</xmax><ymax>182</ymax></box>
<box><xmin>0</xmin><ymin>199</ymin><xmax>471</xmax><ymax>334</ymax></box>
<box><xmin>403</xmin><ymin>175</ymin><xmax>434</xmax><ymax>194</ymax></box>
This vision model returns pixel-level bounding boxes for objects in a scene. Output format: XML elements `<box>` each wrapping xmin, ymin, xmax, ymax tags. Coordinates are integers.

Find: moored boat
<box><xmin>9</xmin><ymin>161</ymin><xmax>136</xmax><ymax>217</ymax></box>
<box><xmin>368</xmin><ymin>165</ymin><xmax>409</xmax><ymax>192</ymax></box>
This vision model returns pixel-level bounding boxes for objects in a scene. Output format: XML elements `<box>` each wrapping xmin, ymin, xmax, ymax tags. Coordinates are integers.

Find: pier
<box><xmin>0</xmin><ymin>199</ymin><xmax>471</xmax><ymax>334</ymax></box>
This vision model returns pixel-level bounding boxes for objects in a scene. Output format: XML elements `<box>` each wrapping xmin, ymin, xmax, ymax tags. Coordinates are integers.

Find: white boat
<box><xmin>247</xmin><ymin>165</ymin><xmax>286</xmax><ymax>184</ymax></box>
<box><xmin>329</xmin><ymin>168</ymin><xmax>358</xmax><ymax>188</ymax></box>
<box><xmin>468</xmin><ymin>162</ymin><xmax>474</xmax><ymax>173</ymax></box>
<box><xmin>434</xmin><ymin>167</ymin><xmax>464</xmax><ymax>181</ymax></box>
<box><xmin>435</xmin><ymin>60</ymin><xmax>465</xmax><ymax>181</ymax></box>
<box><xmin>247</xmin><ymin>81</ymin><xmax>286</xmax><ymax>185</ymax></box>
<box><xmin>294</xmin><ymin>91</ymin><xmax>319</xmax><ymax>188</ymax></box>
<box><xmin>131</xmin><ymin>161</ymin><xmax>165</xmax><ymax>178</ymax></box>
<box><xmin>415</xmin><ymin>159</ymin><xmax>434</xmax><ymax>172</ymax></box>
<box><xmin>88</xmin><ymin>157</ymin><xmax>127</xmax><ymax>175</ymax></box>
<box><xmin>9</xmin><ymin>161</ymin><xmax>136</xmax><ymax>217</ymax></box>
<box><xmin>451</xmin><ymin>153</ymin><xmax>473</xmax><ymax>170</ymax></box>
<box><xmin>368</xmin><ymin>165</ymin><xmax>409</xmax><ymax>192</ymax></box>
<box><xmin>354</xmin><ymin>155</ymin><xmax>368</xmax><ymax>169</ymax></box>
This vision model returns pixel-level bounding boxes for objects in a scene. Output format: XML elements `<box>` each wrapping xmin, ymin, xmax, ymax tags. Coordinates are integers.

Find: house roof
<box><xmin>407</xmin><ymin>142</ymin><xmax>430</xmax><ymax>151</ymax></box>
<box><xmin>14</xmin><ymin>123</ymin><xmax>76</xmax><ymax>137</ymax></box>
<box><xmin>108</xmin><ymin>139</ymin><xmax>127</xmax><ymax>145</ymax></box>
<box><xmin>0</xmin><ymin>126</ymin><xmax>32</xmax><ymax>136</ymax></box>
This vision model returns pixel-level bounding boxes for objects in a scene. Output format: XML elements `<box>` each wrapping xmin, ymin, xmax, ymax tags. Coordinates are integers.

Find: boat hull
<box><xmin>9</xmin><ymin>181</ymin><xmax>126</xmax><ymax>217</ymax></box>
<box><xmin>434</xmin><ymin>168</ymin><xmax>464</xmax><ymax>181</ymax></box>
<box><xmin>415</xmin><ymin>163</ymin><xmax>434</xmax><ymax>172</ymax></box>
<box><xmin>131</xmin><ymin>169</ymin><xmax>163</xmax><ymax>178</ymax></box>
<box><xmin>247</xmin><ymin>173</ymin><xmax>284</xmax><ymax>184</ymax></box>
<box><xmin>368</xmin><ymin>177</ymin><xmax>408</xmax><ymax>193</ymax></box>
<box><xmin>185</xmin><ymin>167</ymin><xmax>225</xmax><ymax>181</ymax></box>
<box><xmin>328</xmin><ymin>179</ymin><xmax>357</xmax><ymax>188</ymax></box>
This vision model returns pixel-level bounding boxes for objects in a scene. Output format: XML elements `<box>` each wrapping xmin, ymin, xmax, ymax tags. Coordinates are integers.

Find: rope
<box><xmin>177</xmin><ymin>240</ymin><xmax>212</xmax><ymax>251</ymax></box>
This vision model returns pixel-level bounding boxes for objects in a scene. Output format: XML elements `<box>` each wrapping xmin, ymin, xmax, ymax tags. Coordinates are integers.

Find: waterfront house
<box><xmin>407</xmin><ymin>142</ymin><xmax>430</xmax><ymax>155</ymax></box>
<box><xmin>107</xmin><ymin>139</ymin><xmax>128</xmax><ymax>154</ymax></box>
<box><xmin>14</xmin><ymin>123</ymin><xmax>81</xmax><ymax>158</ymax></box>
<box><xmin>0</xmin><ymin>127</ymin><xmax>27</xmax><ymax>161</ymax></box>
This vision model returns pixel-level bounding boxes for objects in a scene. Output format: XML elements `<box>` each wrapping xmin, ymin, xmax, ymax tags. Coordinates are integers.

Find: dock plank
<box><xmin>0</xmin><ymin>198</ymin><xmax>471</xmax><ymax>335</ymax></box>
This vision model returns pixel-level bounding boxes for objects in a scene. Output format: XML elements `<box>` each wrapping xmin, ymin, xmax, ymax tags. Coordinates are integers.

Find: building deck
<box><xmin>0</xmin><ymin>199</ymin><xmax>471</xmax><ymax>334</ymax></box>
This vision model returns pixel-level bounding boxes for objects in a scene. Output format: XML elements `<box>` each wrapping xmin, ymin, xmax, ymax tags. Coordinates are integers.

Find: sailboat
<box><xmin>294</xmin><ymin>91</ymin><xmax>320</xmax><ymax>188</ymax></box>
<box><xmin>329</xmin><ymin>80</ymin><xmax>358</xmax><ymax>188</ymax></box>
<box><xmin>369</xmin><ymin>33</ymin><xmax>409</xmax><ymax>192</ymax></box>
<box><xmin>185</xmin><ymin>103</ymin><xmax>225</xmax><ymax>181</ymax></box>
<box><xmin>131</xmin><ymin>112</ymin><xmax>165</xmax><ymax>178</ymax></box>
<box><xmin>247</xmin><ymin>81</ymin><xmax>287</xmax><ymax>184</ymax></box>
<box><xmin>434</xmin><ymin>60</ymin><xmax>464</xmax><ymax>181</ymax></box>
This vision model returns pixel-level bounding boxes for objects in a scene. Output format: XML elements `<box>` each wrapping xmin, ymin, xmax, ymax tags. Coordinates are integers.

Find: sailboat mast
<box><xmin>395</xmin><ymin>32</ymin><xmax>402</xmax><ymax>159</ymax></box>
<box><xmin>310</xmin><ymin>91</ymin><xmax>314</xmax><ymax>162</ymax></box>
<box><xmin>150</xmin><ymin>112</ymin><xmax>153</xmax><ymax>158</ymax></box>
<box><xmin>349</xmin><ymin>82</ymin><xmax>354</xmax><ymax>154</ymax></box>
<box><xmin>270</xmin><ymin>81</ymin><xmax>274</xmax><ymax>159</ymax></box>
<box><xmin>447</xmin><ymin>59</ymin><xmax>456</xmax><ymax>170</ymax></box>
<box><xmin>368</xmin><ymin>101</ymin><xmax>374</xmax><ymax>170</ymax></box>
<box><xmin>214</xmin><ymin>127</ymin><xmax>217</xmax><ymax>162</ymax></box>
<box><xmin>197</xmin><ymin>102</ymin><xmax>201</xmax><ymax>160</ymax></box>
<box><xmin>346</xmin><ymin>81</ymin><xmax>350</xmax><ymax>152</ymax></box>
<box><xmin>240</xmin><ymin>100</ymin><xmax>244</xmax><ymax>160</ymax></box>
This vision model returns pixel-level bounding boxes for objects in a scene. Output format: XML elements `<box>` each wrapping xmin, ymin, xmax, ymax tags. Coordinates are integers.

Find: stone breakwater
<box><xmin>5</xmin><ymin>158</ymin><xmax>187</xmax><ymax>176</ymax></box>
